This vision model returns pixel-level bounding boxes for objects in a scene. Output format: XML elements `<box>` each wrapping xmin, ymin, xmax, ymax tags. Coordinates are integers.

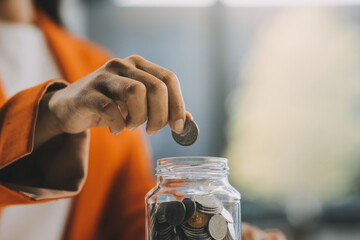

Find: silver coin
<box><xmin>193</xmin><ymin>195</ymin><xmax>218</xmax><ymax>208</ymax></box>
<box><xmin>220</xmin><ymin>207</ymin><xmax>234</xmax><ymax>223</ymax></box>
<box><xmin>149</xmin><ymin>195</ymin><xmax>233</xmax><ymax>240</ymax></box>
<box><xmin>182</xmin><ymin>224</ymin><xmax>211</xmax><ymax>240</ymax></box>
<box><xmin>227</xmin><ymin>222</ymin><xmax>236</xmax><ymax>240</ymax></box>
<box><xmin>193</xmin><ymin>195</ymin><xmax>223</xmax><ymax>214</ymax></box>
<box><xmin>208</xmin><ymin>215</ymin><xmax>228</xmax><ymax>240</ymax></box>
<box><xmin>171</xmin><ymin>118</ymin><xmax>199</xmax><ymax>146</ymax></box>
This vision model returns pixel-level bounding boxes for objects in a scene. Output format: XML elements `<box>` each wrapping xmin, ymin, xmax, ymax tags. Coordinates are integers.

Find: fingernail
<box><xmin>147</xmin><ymin>130</ymin><xmax>159</xmax><ymax>136</ymax></box>
<box><xmin>186</xmin><ymin>112</ymin><xmax>193</xmax><ymax>120</ymax></box>
<box><xmin>174</xmin><ymin>119</ymin><xmax>184</xmax><ymax>133</ymax></box>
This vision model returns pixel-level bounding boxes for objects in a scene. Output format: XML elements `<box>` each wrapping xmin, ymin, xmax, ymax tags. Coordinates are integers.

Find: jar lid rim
<box><xmin>157</xmin><ymin>156</ymin><xmax>227</xmax><ymax>163</ymax></box>
<box><xmin>156</xmin><ymin>156</ymin><xmax>229</xmax><ymax>176</ymax></box>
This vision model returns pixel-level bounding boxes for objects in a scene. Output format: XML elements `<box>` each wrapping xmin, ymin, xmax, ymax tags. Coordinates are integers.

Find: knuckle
<box><xmin>161</xmin><ymin>71</ymin><xmax>178</xmax><ymax>85</ymax></box>
<box><xmin>104</xmin><ymin>58</ymin><xmax>127</xmax><ymax>71</ymax></box>
<box><xmin>148</xmin><ymin>81</ymin><xmax>167</xmax><ymax>95</ymax></box>
<box><xmin>127</xmin><ymin>54</ymin><xmax>144</xmax><ymax>63</ymax></box>
<box><xmin>126</xmin><ymin>82</ymin><xmax>146</xmax><ymax>96</ymax></box>
<box><xmin>94</xmin><ymin>72</ymin><xmax>109</xmax><ymax>83</ymax></box>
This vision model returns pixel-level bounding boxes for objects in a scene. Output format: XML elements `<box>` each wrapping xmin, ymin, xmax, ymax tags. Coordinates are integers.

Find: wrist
<box><xmin>34</xmin><ymin>91</ymin><xmax>64</xmax><ymax>149</ymax></box>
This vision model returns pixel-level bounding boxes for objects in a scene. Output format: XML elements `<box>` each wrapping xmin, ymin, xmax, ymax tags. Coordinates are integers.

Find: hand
<box><xmin>35</xmin><ymin>56</ymin><xmax>186</xmax><ymax>148</ymax></box>
<box><xmin>242</xmin><ymin>223</ymin><xmax>287</xmax><ymax>240</ymax></box>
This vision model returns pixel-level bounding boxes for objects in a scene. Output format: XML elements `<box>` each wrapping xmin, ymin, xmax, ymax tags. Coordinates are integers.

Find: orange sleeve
<box><xmin>0</xmin><ymin>80</ymin><xmax>89</xmax><ymax>207</ymax></box>
<box><xmin>97</xmin><ymin>129</ymin><xmax>156</xmax><ymax>239</ymax></box>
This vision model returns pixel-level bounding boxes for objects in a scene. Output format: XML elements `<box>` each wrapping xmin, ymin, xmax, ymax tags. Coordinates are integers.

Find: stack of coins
<box><xmin>149</xmin><ymin>195</ymin><xmax>235</xmax><ymax>240</ymax></box>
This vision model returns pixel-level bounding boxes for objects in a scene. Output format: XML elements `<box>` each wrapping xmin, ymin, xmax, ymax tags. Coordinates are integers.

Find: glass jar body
<box><xmin>145</xmin><ymin>157</ymin><xmax>241</xmax><ymax>240</ymax></box>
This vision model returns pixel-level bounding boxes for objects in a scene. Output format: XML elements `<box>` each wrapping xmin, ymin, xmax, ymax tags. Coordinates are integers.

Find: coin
<box><xmin>193</xmin><ymin>194</ymin><xmax>223</xmax><ymax>214</ymax></box>
<box><xmin>171</xmin><ymin>117</ymin><xmax>199</xmax><ymax>146</ymax></box>
<box><xmin>149</xmin><ymin>194</ymin><xmax>236</xmax><ymax>239</ymax></box>
<box><xmin>221</xmin><ymin>207</ymin><xmax>234</xmax><ymax>223</ymax></box>
<box><xmin>157</xmin><ymin>222</ymin><xmax>174</xmax><ymax>239</ymax></box>
<box><xmin>182</xmin><ymin>224</ymin><xmax>211</xmax><ymax>239</ymax></box>
<box><xmin>182</xmin><ymin>198</ymin><xmax>196</xmax><ymax>221</ymax></box>
<box><xmin>187</xmin><ymin>210</ymin><xmax>208</xmax><ymax>228</ymax></box>
<box><xmin>156</xmin><ymin>202</ymin><xmax>168</xmax><ymax>223</ymax></box>
<box><xmin>165</xmin><ymin>201</ymin><xmax>186</xmax><ymax>226</ymax></box>
<box><xmin>226</xmin><ymin>222</ymin><xmax>236</xmax><ymax>240</ymax></box>
<box><xmin>208</xmin><ymin>214</ymin><xmax>228</xmax><ymax>240</ymax></box>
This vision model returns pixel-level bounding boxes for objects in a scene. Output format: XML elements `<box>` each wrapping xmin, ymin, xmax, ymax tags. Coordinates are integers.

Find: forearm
<box><xmin>0</xmin><ymin>81</ymin><xmax>89</xmax><ymax>203</ymax></box>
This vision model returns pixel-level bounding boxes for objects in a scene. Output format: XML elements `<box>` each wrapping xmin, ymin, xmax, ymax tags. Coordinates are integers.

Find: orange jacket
<box><xmin>0</xmin><ymin>11</ymin><xmax>155</xmax><ymax>240</ymax></box>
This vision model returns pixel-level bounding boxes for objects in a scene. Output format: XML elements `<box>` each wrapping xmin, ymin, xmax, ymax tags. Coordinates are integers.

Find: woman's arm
<box><xmin>0</xmin><ymin>80</ymin><xmax>88</xmax><ymax>206</ymax></box>
<box><xmin>1</xmin><ymin>55</ymin><xmax>187</xmax><ymax>206</ymax></box>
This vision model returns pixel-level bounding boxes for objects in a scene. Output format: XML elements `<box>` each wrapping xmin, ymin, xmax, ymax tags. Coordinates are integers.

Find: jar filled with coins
<box><xmin>145</xmin><ymin>157</ymin><xmax>241</xmax><ymax>240</ymax></box>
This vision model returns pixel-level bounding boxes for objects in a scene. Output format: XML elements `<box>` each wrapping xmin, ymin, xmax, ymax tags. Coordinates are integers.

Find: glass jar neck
<box><xmin>155</xmin><ymin>157</ymin><xmax>229</xmax><ymax>181</ymax></box>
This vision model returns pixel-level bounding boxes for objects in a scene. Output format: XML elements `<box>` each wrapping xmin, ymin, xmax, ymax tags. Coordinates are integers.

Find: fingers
<box><xmin>186</xmin><ymin>111</ymin><xmax>193</xmax><ymax>120</ymax></box>
<box><xmin>125</xmin><ymin>55</ymin><xmax>186</xmax><ymax>133</ymax></box>
<box><xmin>84</xmin><ymin>91</ymin><xmax>125</xmax><ymax>135</ymax></box>
<box><xmin>95</xmin><ymin>74</ymin><xmax>148</xmax><ymax>131</ymax></box>
<box><xmin>123</xmin><ymin>82</ymin><xmax>148</xmax><ymax>130</ymax></box>
<box><xmin>55</xmin><ymin>56</ymin><xmax>186</xmax><ymax>136</ymax></box>
<box><xmin>117</xmin><ymin>101</ymin><xmax>128</xmax><ymax>119</ymax></box>
<box><xmin>102</xmin><ymin>57</ymin><xmax>187</xmax><ymax>135</ymax></box>
<box><xmin>120</xmin><ymin>80</ymin><xmax>147</xmax><ymax>130</ymax></box>
<box><xmin>116</xmin><ymin>66</ymin><xmax>169</xmax><ymax>135</ymax></box>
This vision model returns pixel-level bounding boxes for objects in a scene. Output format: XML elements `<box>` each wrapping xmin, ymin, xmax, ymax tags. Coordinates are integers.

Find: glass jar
<box><xmin>145</xmin><ymin>157</ymin><xmax>241</xmax><ymax>240</ymax></box>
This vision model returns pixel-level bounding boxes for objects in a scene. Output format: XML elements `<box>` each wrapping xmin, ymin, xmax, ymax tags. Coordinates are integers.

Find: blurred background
<box><xmin>61</xmin><ymin>0</ymin><xmax>360</xmax><ymax>239</ymax></box>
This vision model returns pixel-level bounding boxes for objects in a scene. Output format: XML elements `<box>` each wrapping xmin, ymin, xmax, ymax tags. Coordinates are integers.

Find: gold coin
<box><xmin>187</xmin><ymin>211</ymin><xmax>208</xmax><ymax>228</ymax></box>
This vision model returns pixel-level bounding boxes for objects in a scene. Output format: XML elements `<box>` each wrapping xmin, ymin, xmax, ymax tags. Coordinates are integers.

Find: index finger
<box><xmin>125</xmin><ymin>55</ymin><xmax>186</xmax><ymax>133</ymax></box>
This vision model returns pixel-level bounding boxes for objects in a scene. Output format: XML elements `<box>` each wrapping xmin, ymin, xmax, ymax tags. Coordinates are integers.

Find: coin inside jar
<box><xmin>182</xmin><ymin>198</ymin><xmax>196</xmax><ymax>221</ymax></box>
<box><xmin>149</xmin><ymin>194</ymin><xmax>237</xmax><ymax>239</ymax></box>
<box><xmin>208</xmin><ymin>214</ymin><xmax>228</xmax><ymax>240</ymax></box>
<box><xmin>220</xmin><ymin>207</ymin><xmax>234</xmax><ymax>223</ymax></box>
<box><xmin>156</xmin><ymin>202</ymin><xmax>168</xmax><ymax>223</ymax></box>
<box><xmin>187</xmin><ymin>211</ymin><xmax>208</xmax><ymax>228</ymax></box>
<box><xmin>171</xmin><ymin>117</ymin><xmax>199</xmax><ymax>146</ymax></box>
<box><xmin>193</xmin><ymin>194</ymin><xmax>223</xmax><ymax>214</ymax></box>
<box><xmin>165</xmin><ymin>201</ymin><xmax>186</xmax><ymax>226</ymax></box>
